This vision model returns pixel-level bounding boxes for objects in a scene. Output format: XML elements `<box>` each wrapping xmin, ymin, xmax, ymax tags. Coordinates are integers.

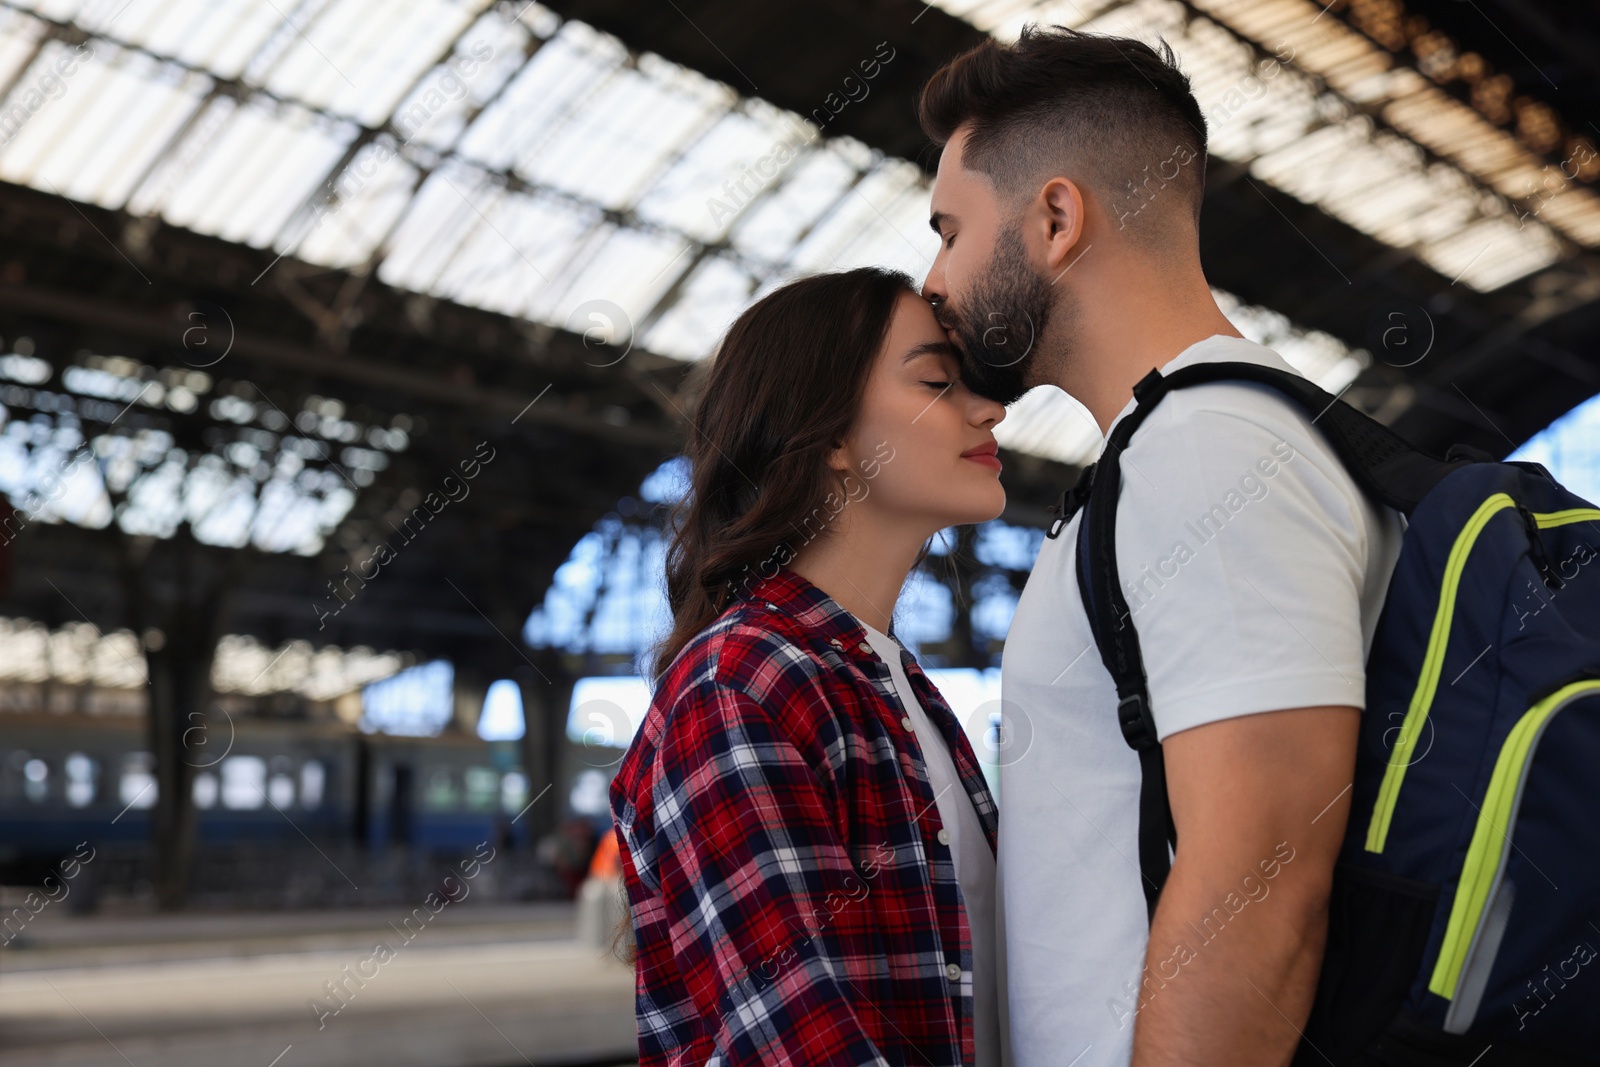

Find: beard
<box><xmin>935</xmin><ymin>226</ymin><xmax>1062</xmax><ymax>406</ymax></box>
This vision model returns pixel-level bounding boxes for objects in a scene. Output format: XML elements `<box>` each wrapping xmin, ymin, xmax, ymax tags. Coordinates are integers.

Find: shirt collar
<box><xmin>1102</xmin><ymin>332</ymin><xmax>1289</xmax><ymax>442</ymax></box>
<box><xmin>746</xmin><ymin>569</ymin><xmax>969</xmax><ymax>754</ymax></box>
<box><xmin>744</xmin><ymin>565</ymin><xmax>884</xmax><ymax>660</ymax></box>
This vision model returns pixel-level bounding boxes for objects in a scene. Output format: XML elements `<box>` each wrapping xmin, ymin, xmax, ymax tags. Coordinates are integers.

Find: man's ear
<box><xmin>1037</xmin><ymin>177</ymin><xmax>1087</xmax><ymax>272</ymax></box>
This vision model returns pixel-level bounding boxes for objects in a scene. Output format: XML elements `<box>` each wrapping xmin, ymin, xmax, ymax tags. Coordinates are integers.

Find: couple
<box><xmin>609</xmin><ymin>25</ymin><xmax>1399</xmax><ymax>1067</ymax></box>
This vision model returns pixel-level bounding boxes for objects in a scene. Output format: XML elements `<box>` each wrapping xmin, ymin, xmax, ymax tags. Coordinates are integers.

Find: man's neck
<box><xmin>1054</xmin><ymin>268</ymin><xmax>1243</xmax><ymax>435</ymax></box>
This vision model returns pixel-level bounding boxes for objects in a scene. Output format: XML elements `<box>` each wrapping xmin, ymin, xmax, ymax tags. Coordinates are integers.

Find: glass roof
<box><xmin>0</xmin><ymin>616</ymin><xmax>407</xmax><ymax>701</ymax></box>
<box><xmin>0</xmin><ymin>615</ymin><xmax>146</xmax><ymax>690</ymax></box>
<box><xmin>212</xmin><ymin>633</ymin><xmax>407</xmax><ymax>701</ymax></box>
<box><xmin>929</xmin><ymin>0</ymin><xmax>1599</xmax><ymax>291</ymax></box>
<box><xmin>0</xmin><ymin>0</ymin><xmax>1382</xmax><ymax>473</ymax></box>
<box><xmin>1</xmin><ymin>336</ymin><xmax>408</xmax><ymax>555</ymax></box>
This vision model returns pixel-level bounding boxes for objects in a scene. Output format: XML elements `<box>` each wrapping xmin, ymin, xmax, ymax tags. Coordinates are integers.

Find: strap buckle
<box><xmin>1444</xmin><ymin>443</ymin><xmax>1495</xmax><ymax>465</ymax></box>
<box><xmin>1116</xmin><ymin>692</ymin><xmax>1159</xmax><ymax>751</ymax></box>
<box><xmin>1046</xmin><ymin>462</ymin><xmax>1097</xmax><ymax>539</ymax></box>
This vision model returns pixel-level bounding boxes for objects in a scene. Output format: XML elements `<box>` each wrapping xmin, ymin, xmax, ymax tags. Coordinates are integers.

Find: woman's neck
<box><xmin>788</xmin><ymin>519</ymin><xmax>927</xmax><ymax>634</ymax></box>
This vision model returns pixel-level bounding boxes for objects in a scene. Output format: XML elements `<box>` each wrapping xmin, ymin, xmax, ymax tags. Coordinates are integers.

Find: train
<box><xmin>0</xmin><ymin>712</ymin><xmax>540</xmax><ymax>904</ymax></box>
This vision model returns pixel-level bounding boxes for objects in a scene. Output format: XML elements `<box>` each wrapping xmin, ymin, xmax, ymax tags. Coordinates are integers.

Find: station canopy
<box><xmin>0</xmin><ymin>0</ymin><xmax>1474</xmax><ymax>485</ymax></box>
<box><xmin>0</xmin><ymin>0</ymin><xmax>1595</xmax><ymax>689</ymax></box>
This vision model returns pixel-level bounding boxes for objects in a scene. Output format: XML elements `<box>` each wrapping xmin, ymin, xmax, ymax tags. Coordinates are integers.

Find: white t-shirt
<box><xmin>997</xmin><ymin>334</ymin><xmax>1405</xmax><ymax>1067</ymax></box>
<box><xmin>857</xmin><ymin>618</ymin><xmax>1004</xmax><ymax>1067</ymax></box>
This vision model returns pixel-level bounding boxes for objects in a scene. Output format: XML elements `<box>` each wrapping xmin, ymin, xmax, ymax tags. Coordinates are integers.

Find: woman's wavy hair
<box><xmin>649</xmin><ymin>266</ymin><xmax>917</xmax><ymax>682</ymax></box>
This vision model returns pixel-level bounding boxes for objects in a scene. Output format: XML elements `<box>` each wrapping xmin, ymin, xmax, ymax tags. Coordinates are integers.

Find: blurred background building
<box><xmin>0</xmin><ymin>0</ymin><xmax>1596</xmax><ymax>1064</ymax></box>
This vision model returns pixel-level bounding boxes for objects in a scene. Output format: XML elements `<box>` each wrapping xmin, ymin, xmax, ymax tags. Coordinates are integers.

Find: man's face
<box><xmin>922</xmin><ymin>129</ymin><xmax>1055</xmax><ymax>406</ymax></box>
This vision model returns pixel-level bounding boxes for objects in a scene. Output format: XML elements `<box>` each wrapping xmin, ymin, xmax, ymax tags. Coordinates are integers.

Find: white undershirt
<box><xmin>857</xmin><ymin>618</ymin><xmax>1003</xmax><ymax>1067</ymax></box>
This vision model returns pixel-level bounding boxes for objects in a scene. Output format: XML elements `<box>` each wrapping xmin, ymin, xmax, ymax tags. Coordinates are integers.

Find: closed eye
<box><xmin>920</xmin><ymin>380</ymin><xmax>953</xmax><ymax>390</ymax></box>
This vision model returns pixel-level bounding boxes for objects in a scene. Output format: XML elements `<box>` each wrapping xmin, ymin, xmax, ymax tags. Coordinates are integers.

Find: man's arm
<box><xmin>1131</xmin><ymin>704</ymin><xmax>1359</xmax><ymax>1066</ymax></box>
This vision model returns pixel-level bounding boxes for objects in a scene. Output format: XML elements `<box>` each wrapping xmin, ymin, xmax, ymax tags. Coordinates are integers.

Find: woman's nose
<box><xmin>971</xmin><ymin>394</ymin><xmax>1005</xmax><ymax>428</ymax></box>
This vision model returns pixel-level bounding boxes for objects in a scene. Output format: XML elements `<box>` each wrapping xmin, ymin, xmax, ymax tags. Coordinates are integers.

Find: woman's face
<box><xmin>829</xmin><ymin>291</ymin><xmax>1008</xmax><ymax>533</ymax></box>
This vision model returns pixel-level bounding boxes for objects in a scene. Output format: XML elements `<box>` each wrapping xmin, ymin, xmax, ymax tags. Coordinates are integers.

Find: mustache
<box><xmin>926</xmin><ymin>297</ymin><xmax>1042</xmax><ymax>406</ymax></box>
<box><xmin>934</xmin><ymin>301</ymin><xmax>1035</xmax><ymax>365</ymax></box>
<box><xmin>932</xmin><ymin>305</ymin><xmax>971</xmax><ymax>351</ymax></box>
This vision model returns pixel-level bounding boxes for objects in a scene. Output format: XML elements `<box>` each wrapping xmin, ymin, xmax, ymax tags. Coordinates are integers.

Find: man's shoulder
<box><xmin>1152</xmin><ymin>338</ymin><xmax>1317</xmax><ymax>426</ymax></box>
<box><xmin>1127</xmin><ymin>339</ymin><xmax>1360</xmax><ymax>479</ymax></box>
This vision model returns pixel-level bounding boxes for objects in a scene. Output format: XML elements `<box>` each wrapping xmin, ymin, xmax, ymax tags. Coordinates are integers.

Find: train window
<box><xmin>463</xmin><ymin>766</ymin><xmax>497</xmax><ymax>812</ymax></box>
<box><xmin>119</xmin><ymin>754</ymin><xmax>158</xmax><ymax>810</ymax></box>
<box><xmin>267</xmin><ymin>774</ymin><xmax>295</xmax><ymax>810</ymax></box>
<box><xmin>221</xmin><ymin>755</ymin><xmax>266</xmax><ymax>809</ymax></box>
<box><xmin>120</xmin><ymin>754</ymin><xmax>157</xmax><ymax>807</ymax></box>
<box><xmin>300</xmin><ymin>760</ymin><xmax>325</xmax><ymax>810</ymax></box>
<box><xmin>500</xmin><ymin>770</ymin><xmax>529</xmax><ymax>815</ymax></box>
<box><xmin>64</xmin><ymin>752</ymin><xmax>96</xmax><ymax>807</ymax></box>
<box><xmin>193</xmin><ymin>772</ymin><xmax>219</xmax><ymax>809</ymax></box>
<box><xmin>23</xmin><ymin>757</ymin><xmax>48</xmax><ymax>803</ymax></box>
<box><xmin>425</xmin><ymin>768</ymin><xmax>459</xmax><ymax>811</ymax></box>
<box><xmin>266</xmin><ymin>755</ymin><xmax>296</xmax><ymax>809</ymax></box>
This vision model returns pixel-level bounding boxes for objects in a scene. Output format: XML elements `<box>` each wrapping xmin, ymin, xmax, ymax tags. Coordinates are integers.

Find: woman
<box><xmin>609</xmin><ymin>266</ymin><xmax>1008</xmax><ymax>1067</ymax></box>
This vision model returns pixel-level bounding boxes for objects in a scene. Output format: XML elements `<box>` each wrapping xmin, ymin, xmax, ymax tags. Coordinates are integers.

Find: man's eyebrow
<box><xmin>929</xmin><ymin>210</ymin><xmax>952</xmax><ymax>235</ymax></box>
<box><xmin>902</xmin><ymin>340</ymin><xmax>959</xmax><ymax>364</ymax></box>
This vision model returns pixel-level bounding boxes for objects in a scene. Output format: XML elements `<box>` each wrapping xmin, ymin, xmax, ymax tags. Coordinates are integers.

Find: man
<box><xmin>917</xmin><ymin>26</ymin><xmax>1405</xmax><ymax>1067</ymax></box>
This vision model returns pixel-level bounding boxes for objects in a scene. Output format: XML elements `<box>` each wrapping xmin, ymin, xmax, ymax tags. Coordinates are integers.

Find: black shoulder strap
<box><xmin>1153</xmin><ymin>362</ymin><xmax>1462</xmax><ymax>512</ymax></box>
<box><xmin>1058</xmin><ymin>360</ymin><xmax>1464</xmax><ymax>921</ymax></box>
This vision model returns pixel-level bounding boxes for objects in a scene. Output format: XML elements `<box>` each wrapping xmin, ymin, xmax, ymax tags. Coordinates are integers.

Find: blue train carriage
<box><xmin>359</xmin><ymin>732</ymin><xmax>531</xmax><ymax>852</ymax></box>
<box><xmin>0</xmin><ymin>714</ymin><xmax>357</xmax><ymax>858</ymax></box>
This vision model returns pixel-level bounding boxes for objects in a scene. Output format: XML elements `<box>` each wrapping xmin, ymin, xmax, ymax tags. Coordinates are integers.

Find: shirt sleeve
<box><xmin>651</xmin><ymin>681</ymin><xmax>893</xmax><ymax>1067</ymax></box>
<box><xmin>1115</xmin><ymin>402</ymin><xmax>1374</xmax><ymax>741</ymax></box>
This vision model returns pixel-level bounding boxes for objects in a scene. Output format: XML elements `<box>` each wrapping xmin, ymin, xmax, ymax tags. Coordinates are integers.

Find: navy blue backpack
<box><xmin>1051</xmin><ymin>361</ymin><xmax>1600</xmax><ymax>1065</ymax></box>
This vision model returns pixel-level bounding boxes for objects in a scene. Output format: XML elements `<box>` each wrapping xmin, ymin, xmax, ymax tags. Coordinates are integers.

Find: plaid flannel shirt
<box><xmin>609</xmin><ymin>565</ymin><xmax>1000</xmax><ymax>1067</ymax></box>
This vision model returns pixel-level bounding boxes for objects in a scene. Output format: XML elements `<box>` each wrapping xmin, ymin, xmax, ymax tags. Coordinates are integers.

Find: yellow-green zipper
<box><xmin>1365</xmin><ymin>495</ymin><xmax>1513</xmax><ymax>851</ymax></box>
<box><xmin>1536</xmin><ymin>508</ymin><xmax>1600</xmax><ymax>530</ymax></box>
<box><xmin>1365</xmin><ymin>500</ymin><xmax>1600</xmax><ymax>853</ymax></box>
<box><xmin>1430</xmin><ymin>678</ymin><xmax>1600</xmax><ymax>999</ymax></box>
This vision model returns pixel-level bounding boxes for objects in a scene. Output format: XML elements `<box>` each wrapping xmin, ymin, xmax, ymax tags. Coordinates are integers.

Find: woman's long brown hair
<box><xmin>647</xmin><ymin>266</ymin><xmax>916</xmax><ymax>682</ymax></box>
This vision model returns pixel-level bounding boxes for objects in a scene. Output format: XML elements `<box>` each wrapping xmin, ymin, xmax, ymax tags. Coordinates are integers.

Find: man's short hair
<box><xmin>919</xmin><ymin>25</ymin><xmax>1208</xmax><ymax>236</ymax></box>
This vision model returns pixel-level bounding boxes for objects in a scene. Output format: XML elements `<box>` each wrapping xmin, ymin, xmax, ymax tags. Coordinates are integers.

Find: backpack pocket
<box><xmin>1302</xmin><ymin>864</ymin><xmax>1438</xmax><ymax>1061</ymax></box>
<box><xmin>1430</xmin><ymin>677</ymin><xmax>1600</xmax><ymax>1048</ymax></box>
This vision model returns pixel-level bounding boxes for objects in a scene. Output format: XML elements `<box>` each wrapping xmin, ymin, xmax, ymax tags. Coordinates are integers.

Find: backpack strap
<box><xmin>1058</xmin><ymin>360</ymin><xmax>1464</xmax><ymax>920</ymax></box>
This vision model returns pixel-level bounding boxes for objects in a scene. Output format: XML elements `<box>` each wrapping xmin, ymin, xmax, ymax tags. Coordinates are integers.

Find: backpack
<box><xmin>1050</xmin><ymin>360</ymin><xmax>1600</xmax><ymax>1066</ymax></box>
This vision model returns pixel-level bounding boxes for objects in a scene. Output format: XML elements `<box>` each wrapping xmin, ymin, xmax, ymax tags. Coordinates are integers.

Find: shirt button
<box><xmin>945</xmin><ymin>963</ymin><xmax>962</xmax><ymax>981</ymax></box>
<box><xmin>937</xmin><ymin>828</ymin><xmax>951</xmax><ymax>846</ymax></box>
<box><xmin>859</xmin><ymin>642</ymin><xmax>871</xmax><ymax>653</ymax></box>
<box><xmin>901</xmin><ymin>716</ymin><xmax>914</xmax><ymax>730</ymax></box>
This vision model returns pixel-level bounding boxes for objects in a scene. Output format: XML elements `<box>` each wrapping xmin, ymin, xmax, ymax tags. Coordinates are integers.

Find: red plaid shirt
<box><xmin>610</xmin><ymin>566</ymin><xmax>1000</xmax><ymax>1067</ymax></box>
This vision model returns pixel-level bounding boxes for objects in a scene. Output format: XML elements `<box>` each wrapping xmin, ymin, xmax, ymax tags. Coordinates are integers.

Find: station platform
<box><xmin>0</xmin><ymin>903</ymin><xmax>637</xmax><ymax>1067</ymax></box>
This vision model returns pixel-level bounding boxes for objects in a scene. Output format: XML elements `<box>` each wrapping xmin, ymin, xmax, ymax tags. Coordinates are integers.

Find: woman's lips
<box><xmin>961</xmin><ymin>442</ymin><xmax>1001</xmax><ymax>471</ymax></box>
